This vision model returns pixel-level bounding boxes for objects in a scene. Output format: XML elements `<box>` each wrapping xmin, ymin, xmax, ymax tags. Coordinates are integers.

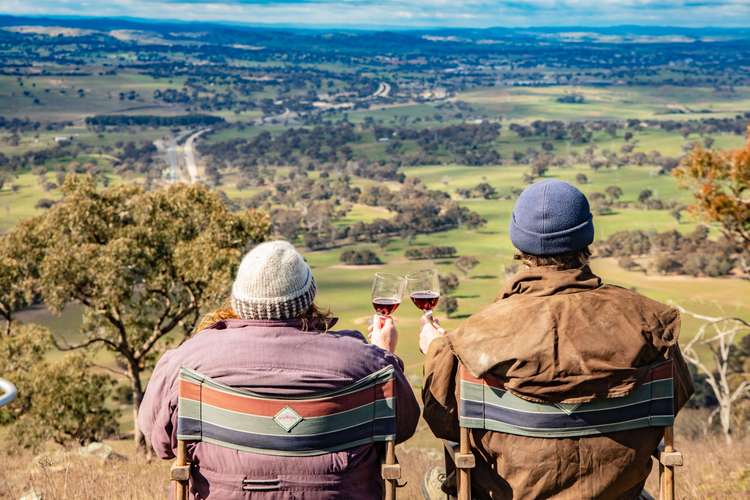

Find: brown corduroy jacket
<box><xmin>422</xmin><ymin>265</ymin><xmax>694</xmax><ymax>500</ymax></box>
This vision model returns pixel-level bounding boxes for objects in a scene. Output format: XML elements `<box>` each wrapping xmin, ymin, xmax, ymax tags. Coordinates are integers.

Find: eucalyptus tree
<box><xmin>32</xmin><ymin>176</ymin><xmax>270</xmax><ymax>449</ymax></box>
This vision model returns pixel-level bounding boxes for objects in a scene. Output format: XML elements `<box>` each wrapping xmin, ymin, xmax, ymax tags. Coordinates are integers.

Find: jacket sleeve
<box><xmin>421</xmin><ymin>335</ymin><xmax>460</xmax><ymax>443</ymax></box>
<box><xmin>137</xmin><ymin>349</ymin><xmax>179</xmax><ymax>460</ymax></box>
<box><xmin>651</xmin><ymin>306</ymin><xmax>695</xmax><ymax>413</ymax></box>
<box><xmin>381</xmin><ymin>351</ymin><xmax>421</xmax><ymax>444</ymax></box>
<box><xmin>671</xmin><ymin>343</ymin><xmax>694</xmax><ymax>413</ymax></box>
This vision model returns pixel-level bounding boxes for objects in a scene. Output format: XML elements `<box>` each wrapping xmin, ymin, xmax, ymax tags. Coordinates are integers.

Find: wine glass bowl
<box><xmin>406</xmin><ymin>269</ymin><xmax>441</xmax><ymax>314</ymax></box>
<box><xmin>371</xmin><ymin>273</ymin><xmax>406</xmax><ymax>319</ymax></box>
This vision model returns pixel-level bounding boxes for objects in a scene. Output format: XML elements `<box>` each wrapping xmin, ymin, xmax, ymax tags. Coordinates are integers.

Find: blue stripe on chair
<box><xmin>178</xmin><ymin>415</ymin><xmax>397</xmax><ymax>445</ymax></box>
<box><xmin>186</xmin><ymin>418</ymin><xmax>395</xmax><ymax>453</ymax></box>
<box><xmin>461</xmin><ymin>397</ymin><xmax>673</xmax><ymax>430</ymax></box>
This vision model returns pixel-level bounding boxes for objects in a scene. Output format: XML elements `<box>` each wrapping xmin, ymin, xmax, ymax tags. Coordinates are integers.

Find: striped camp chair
<box><xmin>452</xmin><ymin>360</ymin><xmax>682</xmax><ymax>500</ymax></box>
<box><xmin>171</xmin><ymin>365</ymin><xmax>401</xmax><ymax>499</ymax></box>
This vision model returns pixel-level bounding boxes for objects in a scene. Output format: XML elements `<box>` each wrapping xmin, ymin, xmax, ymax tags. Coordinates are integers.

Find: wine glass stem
<box><xmin>424</xmin><ymin>309</ymin><xmax>439</xmax><ymax>327</ymax></box>
<box><xmin>378</xmin><ymin>314</ymin><xmax>389</xmax><ymax>328</ymax></box>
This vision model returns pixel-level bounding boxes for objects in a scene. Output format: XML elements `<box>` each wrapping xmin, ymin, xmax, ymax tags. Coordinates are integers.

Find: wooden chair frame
<box><xmin>451</xmin><ymin>425</ymin><xmax>682</xmax><ymax>500</ymax></box>
<box><xmin>171</xmin><ymin>437</ymin><xmax>401</xmax><ymax>500</ymax></box>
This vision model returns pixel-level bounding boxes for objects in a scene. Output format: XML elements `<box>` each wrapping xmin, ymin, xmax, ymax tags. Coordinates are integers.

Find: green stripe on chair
<box><xmin>460</xmin><ymin>379</ymin><xmax>673</xmax><ymax>416</ymax></box>
<box><xmin>182</xmin><ymin>397</ymin><xmax>396</xmax><ymax>437</ymax></box>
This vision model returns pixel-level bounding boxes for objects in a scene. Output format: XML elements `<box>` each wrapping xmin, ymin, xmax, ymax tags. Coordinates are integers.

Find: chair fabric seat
<box><xmin>177</xmin><ymin>365</ymin><xmax>397</xmax><ymax>456</ymax></box>
<box><xmin>459</xmin><ymin>361</ymin><xmax>674</xmax><ymax>438</ymax></box>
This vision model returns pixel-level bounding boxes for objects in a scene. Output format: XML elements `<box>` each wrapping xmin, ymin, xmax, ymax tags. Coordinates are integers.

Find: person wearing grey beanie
<box><xmin>139</xmin><ymin>240</ymin><xmax>419</xmax><ymax>499</ymax></box>
<box><xmin>418</xmin><ymin>179</ymin><xmax>693</xmax><ymax>499</ymax></box>
<box><xmin>231</xmin><ymin>240</ymin><xmax>319</xmax><ymax>322</ymax></box>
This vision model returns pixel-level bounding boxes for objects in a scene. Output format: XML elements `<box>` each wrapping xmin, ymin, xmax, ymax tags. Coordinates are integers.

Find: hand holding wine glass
<box><xmin>370</xmin><ymin>273</ymin><xmax>405</xmax><ymax>352</ymax></box>
<box><xmin>419</xmin><ymin>314</ymin><xmax>446</xmax><ymax>354</ymax></box>
<box><xmin>369</xmin><ymin>316</ymin><xmax>398</xmax><ymax>353</ymax></box>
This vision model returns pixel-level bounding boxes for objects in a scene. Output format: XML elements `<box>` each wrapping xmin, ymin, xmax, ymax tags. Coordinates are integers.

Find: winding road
<box><xmin>183</xmin><ymin>128</ymin><xmax>210</xmax><ymax>183</ymax></box>
<box><xmin>155</xmin><ymin>127</ymin><xmax>210</xmax><ymax>184</ymax></box>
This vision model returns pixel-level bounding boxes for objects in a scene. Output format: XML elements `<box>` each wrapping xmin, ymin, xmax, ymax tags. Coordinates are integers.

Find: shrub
<box><xmin>0</xmin><ymin>324</ymin><xmax>119</xmax><ymax>448</ymax></box>
<box><xmin>14</xmin><ymin>355</ymin><xmax>119</xmax><ymax>448</ymax></box>
<box><xmin>596</xmin><ymin>230</ymin><xmax>652</xmax><ymax>257</ymax></box>
<box><xmin>438</xmin><ymin>296</ymin><xmax>458</xmax><ymax>318</ymax></box>
<box><xmin>35</xmin><ymin>198</ymin><xmax>56</xmax><ymax>209</ymax></box>
<box><xmin>682</xmin><ymin>251</ymin><xmax>735</xmax><ymax>277</ymax></box>
<box><xmin>405</xmin><ymin>246</ymin><xmax>457</xmax><ymax>260</ymax></box>
<box><xmin>438</xmin><ymin>273</ymin><xmax>460</xmax><ymax>295</ymax></box>
<box><xmin>654</xmin><ymin>255</ymin><xmax>683</xmax><ymax>275</ymax></box>
<box><xmin>617</xmin><ymin>256</ymin><xmax>640</xmax><ymax>271</ymax></box>
<box><xmin>455</xmin><ymin>255</ymin><xmax>479</xmax><ymax>276</ymax></box>
<box><xmin>340</xmin><ymin>248</ymin><xmax>382</xmax><ymax>265</ymax></box>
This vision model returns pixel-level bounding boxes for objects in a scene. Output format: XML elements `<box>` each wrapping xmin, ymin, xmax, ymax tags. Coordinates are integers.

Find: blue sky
<box><xmin>1</xmin><ymin>1</ymin><xmax>749</xmax><ymax>28</ymax></box>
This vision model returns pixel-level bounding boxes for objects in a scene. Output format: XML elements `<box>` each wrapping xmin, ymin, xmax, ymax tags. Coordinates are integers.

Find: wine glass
<box><xmin>406</xmin><ymin>269</ymin><xmax>441</xmax><ymax>318</ymax></box>
<box><xmin>371</xmin><ymin>273</ymin><xmax>406</xmax><ymax>327</ymax></box>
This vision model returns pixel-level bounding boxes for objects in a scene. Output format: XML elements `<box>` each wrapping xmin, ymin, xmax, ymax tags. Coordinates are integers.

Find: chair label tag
<box><xmin>274</xmin><ymin>406</ymin><xmax>303</xmax><ymax>432</ymax></box>
<box><xmin>554</xmin><ymin>403</ymin><xmax>580</xmax><ymax>415</ymax></box>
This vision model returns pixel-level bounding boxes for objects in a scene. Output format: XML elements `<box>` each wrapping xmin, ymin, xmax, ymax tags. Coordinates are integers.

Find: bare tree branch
<box><xmin>673</xmin><ymin>304</ymin><xmax>750</xmax><ymax>329</ymax></box>
<box><xmin>674</xmin><ymin>303</ymin><xmax>750</xmax><ymax>443</ymax></box>
<box><xmin>51</xmin><ymin>335</ymin><xmax>120</xmax><ymax>352</ymax></box>
<box><xmin>91</xmin><ymin>363</ymin><xmax>129</xmax><ymax>378</ymax></box>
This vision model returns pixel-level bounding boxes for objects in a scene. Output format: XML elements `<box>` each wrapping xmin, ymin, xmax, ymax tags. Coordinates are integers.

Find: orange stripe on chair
<box><xmin>179</xmin><ymin>379</ymin><xmax>395</xmax><ymax>418</ymax></box>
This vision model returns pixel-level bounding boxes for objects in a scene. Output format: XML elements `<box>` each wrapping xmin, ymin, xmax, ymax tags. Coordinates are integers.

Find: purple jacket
<box><xmin>138</xmin><ymin>318</ymin><xmax>420</xmax><ymax>499</ymax></box>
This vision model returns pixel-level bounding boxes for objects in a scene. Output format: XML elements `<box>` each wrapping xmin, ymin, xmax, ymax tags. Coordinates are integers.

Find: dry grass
<box><xmin>0</xmin><ymin>440</ymin><xmax>170</xmax><ymax>500</ymax></box>
<box><xmin>2</xmin><ymin>410</ymin><xmax>749</xmax><ymax>499</ymax></box>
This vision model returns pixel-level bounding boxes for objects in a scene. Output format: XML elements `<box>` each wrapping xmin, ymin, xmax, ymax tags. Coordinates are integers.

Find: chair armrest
<box><xmin>170</xmin><ymin>464</ymin><xmax>191</xmax><ymax>481</ymax></box>
<box><xmin>443</xmin><ymin>440</ymin><xmax>475</xmax><ymax>469</ymax></box>
<box><xmin>658</xmin><ymin>451</ymin><xmax>683</xmax><ymax>467</ymax></box>
<box><xmin>382</xmin><ymin>463</ymin><xmax>402</xmax><ymax>480</ymax></box>
<box><xmin>651</xmin><ymin>437</ymin><xmax>683</xmax><ymax>466</ymax></box>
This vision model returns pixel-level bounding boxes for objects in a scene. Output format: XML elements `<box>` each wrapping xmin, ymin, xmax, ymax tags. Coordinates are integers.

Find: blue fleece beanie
<box><xmin>509</xmin><ymin>179</ymin><xmax>594</xmax><ymax>256</ymax></box>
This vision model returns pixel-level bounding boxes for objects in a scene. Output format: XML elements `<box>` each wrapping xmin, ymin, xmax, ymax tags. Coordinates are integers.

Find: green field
<box><xmin>0</xmin><ymin>73</ymin><xmax>186</xmax><ymax>121</ymax></box>
<box><xmin>458</xmin><ymin>85</ymin><xmax>750</xmax><ymax>121</ymax></box>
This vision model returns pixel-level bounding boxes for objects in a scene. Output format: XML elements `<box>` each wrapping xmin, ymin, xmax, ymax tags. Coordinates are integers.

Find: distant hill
<box><xmin>1</xmin><ymin>15</ymin><xmax>749</xmax><ymax>46</ymax></box>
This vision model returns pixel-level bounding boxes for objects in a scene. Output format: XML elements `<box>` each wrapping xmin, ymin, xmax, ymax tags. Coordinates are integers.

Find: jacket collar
<box><xmin>498</xmin><ymin>265</ymin><xmax>602</xmax><ymax>300</ymax></box>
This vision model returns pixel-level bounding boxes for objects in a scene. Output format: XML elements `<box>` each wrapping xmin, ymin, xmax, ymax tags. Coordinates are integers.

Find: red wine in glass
<box><xmin>372</xmin><ymin>297</ymin><xmax>401</xmax><ymax>316</ymax></box>
<box><xmin>406</xmin><ymin>269</ymin><xmax>441</xmax><ymax>316</ymax></box>
<box><xmin>371</xmin><ymin>273</ymin><xmax>406</xmax><ymax>328</ymax></box>
<box><xmin>410</xmin><ymin>291</ymin><xmax>440</xmax><ymax>311</ymax></box>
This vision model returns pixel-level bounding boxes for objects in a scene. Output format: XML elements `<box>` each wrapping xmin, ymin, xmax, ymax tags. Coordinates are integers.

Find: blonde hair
<box><xmin>195</xmin><ymin>302</ymin><xmax>335</xmax><ymax>334</ymax></box>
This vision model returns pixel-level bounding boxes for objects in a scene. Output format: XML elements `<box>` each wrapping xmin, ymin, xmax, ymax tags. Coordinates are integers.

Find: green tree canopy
<box><xmin>0</xmin><ymin>217</ymin><xmax>45</xmax><ymax>334</ymax></box>
<box><xmin>21</xmin><ymin>175</ymin><xmax>270</xmax><ymax>449</ymax></box>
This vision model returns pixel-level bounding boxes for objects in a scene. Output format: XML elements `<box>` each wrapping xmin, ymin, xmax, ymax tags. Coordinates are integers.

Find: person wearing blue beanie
<box><xmin>418</xmin><ymin>178</ymin><xmax>694</xmax><ymax>499</ymax></box>
<box><xmin>509</xmin><ymin>179</ymin><xmax>594</xmax><ymax>256</ymax></box>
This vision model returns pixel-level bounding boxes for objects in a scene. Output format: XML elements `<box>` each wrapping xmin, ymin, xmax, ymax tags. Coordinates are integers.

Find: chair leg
<box><xmin>658</xmin><ymin>427</ymin><xmax>681</xmax><ymax>500</ymax></box>
<box><xmin>456</xmin><ymin>427</ymin><xmax>475</xmax><ymax>500</ymax></box>
<box><xmin>658</xmin><ymin>461</ymin><xmax>665</xmax><ymax>500</ymax></box>
<box><xmin>382</xmin><ymin>440</ymin><xmax>401</xmax><ymax>500</ymax></box>
<box><xmin>171</xmin><ymin>440</ymin><xmax>190</xmax><ymax>500</ymax></box>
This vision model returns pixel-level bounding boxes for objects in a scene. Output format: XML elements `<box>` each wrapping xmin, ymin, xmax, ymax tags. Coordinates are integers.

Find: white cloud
<box><xmin>0</xmin><ymin>0</ymin><xmax>748</xmax><ymax>27</ymax></box>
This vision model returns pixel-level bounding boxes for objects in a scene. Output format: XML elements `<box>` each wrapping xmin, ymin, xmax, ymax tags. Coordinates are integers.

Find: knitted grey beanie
<box><xmin>231</xmin><ymin>241</ymin><xmax>317</xmax><ymax>320</ymax></box>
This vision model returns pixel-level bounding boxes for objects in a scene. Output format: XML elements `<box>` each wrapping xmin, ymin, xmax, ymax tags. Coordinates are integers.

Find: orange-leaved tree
<box><xmin>674</xmin><ymin>125</ymin><xmax>750</xmax><ymax>255</ymax></box>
